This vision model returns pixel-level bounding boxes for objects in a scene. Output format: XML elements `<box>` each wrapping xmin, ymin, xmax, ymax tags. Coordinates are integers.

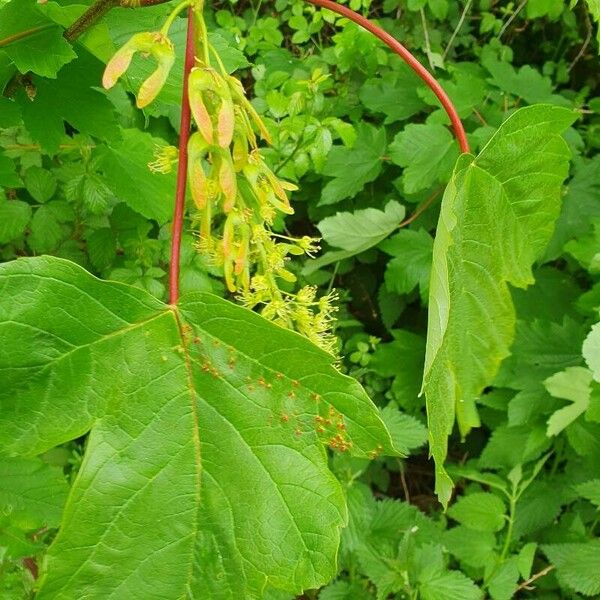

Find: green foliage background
<box><xmin>1</xmin><ymin>0</ymin><xmax>600</xmax><ymax>597</ymax></box>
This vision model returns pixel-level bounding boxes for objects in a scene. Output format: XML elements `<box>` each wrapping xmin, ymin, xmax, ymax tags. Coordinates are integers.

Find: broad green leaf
<box><xmin>0</xmin><ymin>197</ymin><xmax>30</xmax><ymax>243</ymax></box>
<box><xmin>359</xmin><ymin>67</ymin><xmax>426</xmax><ymax>123</ymax></box>
<box><xmin>544</xmin><ymin>366</ymin><xmax>593</xmax><ymax>436</ymax></box>
<box><xmin>100</xmin><ymin>128</ymin><xmax>177</xmax><ymax>224</ymax></box>
<box><xmin>422</xmin><ymin>105</ymin><xmax>575</xmax><ymax>506</ymax></box>
<box><xmin>447</xmin><ymin>492</ymin><xmax>506</xmax><ymax>532</ymax></box>
<box><xmin>0</xmin><ymin>0</ymin><xmax>76</xmax><ymax>78</ymax></box>
<box><xmin>482</xmin><ymin>56</ymin><xmax>569</xmax><ymax>106</ymax></box>
<box><xmin>583</xmin><ymin>323</ymin><xmax>600</xmax><ymax>381</ymax></box>
<box><xmin>18</xmin><ymin>50</ymin><xmax>119</xmax><ymax>155</ymax></box>
<box><xmin>317</xmin><ymin>200</ymin><xmax>405</xmax><ymax>255</ymax></box>
<box><xmin>389</xmin><ymin>123</ymin><xmax>458</xmax><ymax>194</ymax></box>
<box><xmin>0</xmin><ymin>456</ymin><xmax>68</xmax><ymax>530</ymax></box>
<box><xmin>542</xmin><ymin>540</ymin><xmax>600</xmax><ymax>597</ymax></box>
<box><xmin>0</xmin><ymin>256</ymin><xmax>396</xmax><ymax>599</ymax></box>
<box><xmin>320</xmin><ymin>124</ymin><xmax>386</xmax><ymax>205</ymax></box>
<box><xmin>380</xmin><ymin>229</ymin><xmax>433</xmax><ymax>301</ymax></box>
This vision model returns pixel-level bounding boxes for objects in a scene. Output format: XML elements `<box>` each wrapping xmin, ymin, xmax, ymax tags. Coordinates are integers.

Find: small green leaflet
<box><xmin>318</xmin><ymin>200</ymin><xmax>405</xmax><ymax>254</ymax></box>
<box><xmin>446</xmin><ymin>492</ymin><xmax>506</xmax><ymax>532</ymax></box>
<box><xmin>306</xmin><ymin>200</ymin><xmax>405</xmax><ymax>274</ymax></box>
<box><xmin>542</xmin><ymin>540</ymin><xmax>600</xmax><ymax>597</ymax></box>
<box><xmin>379</xmin><ymin>229</ymin><xmax>433</xmax><ymax>302</ymax></box>
<box><xmin>423</xmin><ymin>105</ymin><xmax>576</xmax><ymax>507</ymax></box>
<box><xmin>576</xmin><ymin>479</ymin><xmax>600</xmax><ymax>508</ymax></box>
<box><xmin>583</xmin><ymin>323</ymin><xmax>600</xmax><ymax>381</ymax></box>
<box><xmin>0</xmin><ymin>256</ymin><xmax>397</xmax><ymax>599</ymax></box>
<box><xmin>544</xmin><ymin>366</ymin><xmax>593</xmax><ymax>436</ymax></box>
<box><xmin>0</xmin><ymin>196</ymin><xmax>30</xmax><ymax>243</ymax></box>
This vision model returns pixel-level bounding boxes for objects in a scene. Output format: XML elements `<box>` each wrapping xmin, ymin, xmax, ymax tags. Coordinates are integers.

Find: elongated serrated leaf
<box><xmin>423</xmin><ymin>105</ymin><xmax>576</xmax><ymax>506</ymax></box>
<box><xmin>0</xmin><ymin>256</ymin><xmax>396</xmax><ymax>599</ymax></box>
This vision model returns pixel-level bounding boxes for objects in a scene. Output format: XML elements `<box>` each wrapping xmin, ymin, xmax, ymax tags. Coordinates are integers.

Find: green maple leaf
<box><xmin>0</xmin><ymin>256</ymin><xmax>397</xmax><ymax>598</ymax></box>
<box><xmin>320</xmin><ymin>124</ymin><xmax>386</xmax><ymax>205</ymax></box>
<box><xmin>422</xmin><ymin>105</ymin><xmax>576</xmax><ymax>507</ymax></box>
<box><xmin>0</xmin><ymin>0</ymin><xmax>76</xmax><ymax>78</ymax></box>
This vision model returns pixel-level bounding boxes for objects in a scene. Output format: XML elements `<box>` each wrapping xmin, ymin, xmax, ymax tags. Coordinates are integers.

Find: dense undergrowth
<box><xmin>1</xmin><ymin>0</ymin><xmax>600</xmax><ymax>598</ymax></box>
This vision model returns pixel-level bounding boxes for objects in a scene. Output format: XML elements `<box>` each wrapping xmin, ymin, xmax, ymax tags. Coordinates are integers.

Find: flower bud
<box><xmin>216</xmin><ymin>152</ymin><xmax>237</xmax><ymax>212</ymax></box>
<box><xmin>187</xmin><ymin>133</ymin><xmax>210</xmax><ymax>209</ymax></box>
<box><xmin>188</xmin><ymin>68</ymin><xmax>216</xmax><ymax>144</ymax></box>
<box><xmin>228</xmin><ymin>76</ymin><xmax>272</xmax><ymax>144</ymax></box>
<box><xmin>102</xmin><ymin>32</ymin><xmax>174</xmax><ymax>109</ymax></box>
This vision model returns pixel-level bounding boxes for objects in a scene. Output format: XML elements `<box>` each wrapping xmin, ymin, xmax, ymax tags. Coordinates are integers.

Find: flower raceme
<box><xmin>101</xmin><ymin>4</ymin><xmax>338</xmax><ymax>353</ymax></box>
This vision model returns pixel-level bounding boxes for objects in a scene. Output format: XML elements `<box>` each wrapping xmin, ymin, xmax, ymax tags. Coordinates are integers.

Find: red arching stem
<box><xmin>305</xmin><ymin>0</ymin><xmax>470</xmax><ymax>154</ymax></box>
<box><xmin>168</xmin><ymin>3</ymin><xmax>468</xmax><ymax>303</ymax></box>
<box><xmin>169</xmin><ymin>8</ymin><xmax>195</xmax><ymax>305</ymax></box>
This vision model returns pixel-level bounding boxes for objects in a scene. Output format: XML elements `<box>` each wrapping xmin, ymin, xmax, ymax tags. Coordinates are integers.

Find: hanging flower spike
<box><xmin>102</xmin><ymin>32</ymin><xmax>175</xmax><ymax>108</ymax></box>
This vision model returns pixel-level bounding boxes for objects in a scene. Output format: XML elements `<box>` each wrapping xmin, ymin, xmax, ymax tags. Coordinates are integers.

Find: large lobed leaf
<box><xmin>422</xmin><ymin>105</ymin><xmax>576</xmax><ymax>507</ymax></box>
<box><xmin>0</xmin><ymin>256</ymin><xmax>396</xmax><ymax>598</ymax></box>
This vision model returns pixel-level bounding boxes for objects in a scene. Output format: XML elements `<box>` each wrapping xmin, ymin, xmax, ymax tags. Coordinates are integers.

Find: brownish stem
<box><xmin>64</xmin><ymin>0</ymin><xmax>175</xmax><ymax>43</ymax></box>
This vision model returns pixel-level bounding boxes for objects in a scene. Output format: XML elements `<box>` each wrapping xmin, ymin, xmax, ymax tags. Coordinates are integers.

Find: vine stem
<box><xmin>168</xmin><ymin>7</ymin><xmax>195</xmax><ymax>305</ymax></box>
<box><xmin>305</xmin><ymin>0</ymin><xmax>470</xmax><ymax>154</ymax></box>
